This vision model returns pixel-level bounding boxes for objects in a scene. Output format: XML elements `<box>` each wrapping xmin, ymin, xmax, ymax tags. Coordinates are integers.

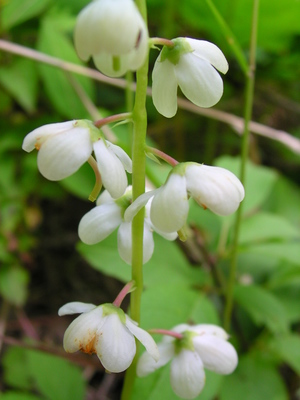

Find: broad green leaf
<box><xmin>0</xmin><ymin>392</ymin><xmax>42</xmax><ymax>400</ymax></box>
<box><xmin>141</xmin><ymin>285</ymin><xmax>220</xmax><ymax>330</ymax></box>
<box><xmin>60</xmin><ymin>162</ymin><xmax>96</xmax><ymax>199</ymax></box>
<box><xmin>240</xmin><ymin>242</ymin><xmax>300</xmax><ymax>265</ymax></box>
<box><xmin>2</xmin><ymin>0</ymin><xmax>51</xmax><ymax>30</ymax></box>
<box><xmin>0</xmin><ymin>59</ymin><xmax>38</xmax><ymax>113</ymax></box>
<box><xmin>268</xmin><ymin>334</ymin><xmax>300</xmax><ymax>374</ymax></box>
<box><xmin>239</xmin><ymin>212</ymin><xmax>299</xmax><ymax>244</ymax></box>
<box><xmin>234</xmin><ymin>284</ymin><xmax>289</xmax><ymax>333</ymax></box>
<box><xmin>37</xmin><ymin>11</ymin><xmax>95</xmax><ymax>118</ymax></box>
<box><xmin>267</xmin><ymin>262</ymin><xmax>300</xmax><ymax>289</ymax></box>
<box><xmin>27</xmin><ymin>350</ymin><xmax>85</xmax><ymax>400</ymax></box>
<box><xmin>214</xmin><ymin>156</ymin><xmax>277</xmax><ymax>213</ymax></box>
<box><xmin>220</xmin><ymin>352</ymin><xmax>288</xmax><ymax>400</ymax></box>
<box><xmin>272</xmin><ymin>286</ymin><xmax>300</xmax><ymax>324</ymax></box>
<box><xmin>3</xmin><ymin>348</ymin><xmax>32</xmax><ymax>391</ymax></box>
<box><xmin>0</xmin><ymin>265</ymin><xmax>29</xmax><ymax>306</ymax></box>
<box><xmin>77</xmin><ymin>232</ymin><xmax>205</xmax><ymax>288</ymax></box>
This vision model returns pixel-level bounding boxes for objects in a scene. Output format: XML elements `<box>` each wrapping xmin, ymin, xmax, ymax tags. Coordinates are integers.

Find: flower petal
<box><xmin>107</xmin><ymin>141</ymin><xmax>132</xmax><ymax>173</ymax></box>
<box><xmin>78</xmin><ymin>203</ymin><xmax>122</xmax><ymax>244</ymax></box>
<box><xmin>137</xmin><ymin>342</ymin><xmax>174</xmax><ymax>377</ymax></box>
<box><xmin>96</xmin><ymin>313</ymin><xmax>136</xmax><ymax>373</ymax></box>
<box><xmin>176</xmin><ymin>52</ymin><xmax>224</xmax><ymax>108</ymax></box>
<box><xmin>193</xmin><ymin>335</ymin><xmax>238</xmax><ymax>374</ymax></box>
<box><xmin>186</xmin><ymin>38</ymin><xmax>228</xmax><ymax>74</ymax></box>
<box><xmin>96</xmin><ymin>189</ymin><xmax>114</xmax><ymax>206</ymax></box>
<box><xmin>93</xmin><ymin>139</ymin><xmax>128</xmax><ymax>198</ymax></box>
<box><xmin>37</xmin><ymin>126</ymin><xmax>92</xmax><ymax>180</ymax></box>
<box><xmin>152</xmin><ymin>56</ymin><xmax>178</xmax><ymax>118</ymax></box>
<box><xmin>192</xmin><ymin>324</ymin><xmax>229</xmax><ymax>339</ymax></box>
<box><xmin>125</xmin><ymin>316</ymin><xmax>159</xmax><ymax>361</ymax></box>
<box><xmin>185</xmin><ymin>164</ymin><xmax>245</xmax><ymax>215</ymax></box>
<box><xmin>22</xmin><ymin>121</ymin><xmax>75</xmax><ymax>152</ymax></box>
<box><xmin>63</xmin><ymin>306</ymin><xmax>104</xmax><ymax>353</ymax></box>
<box><xmin>124</xmin><ymin>190</ymin><xmax>158</xmax><ymax>222</ymax></box>
<box><xmin>150</xmin><ymin>174</ymin><xmax>189</xmax><ymax>233</ymax></box>
<box><xmin>170</xmin><ymin>349</ymin><xmax>205</xmax><ymax>399</ymax></box>
<box><xmin>58</xmin><ymin>302</ymin><xmax>96</xmax><ymax>316</ymax></box>
<box><xmin>118</xmin><ymin>221</ymin><xmax>154</xmax><ymax>264</ymax></box>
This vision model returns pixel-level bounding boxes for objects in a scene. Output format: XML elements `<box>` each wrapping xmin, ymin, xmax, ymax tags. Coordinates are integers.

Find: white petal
<box><xmin>186</xmin><ymin>38</ymin><xmax>228</xmax><ymax>74</ymax></box>
<box><xmin>37</xmin><ymin>126</ymin><xmax>92</xmax><ymax>180</ymax></box>
<box><xmin>185</xmin><ymin>164</ymin><xmax>245</xmax><ymax>215</ymax></box>
<box><xmin>96</xmin><ymin>313</ymin><xmax>136</xmax><ymax>373</ymax></box>
<box><xmin>93</xmin><ymin>139</ymin><xmax>128</xmax><ymax>198</ymax></box>
<box><xmin>22</xmin><ymin>121</ymin><xmax>75</xmax><ymax>152</ymax></box>
<box><xmin>63</xmin><ymin>306</ymin><xmax>104</xmax><ymax>353</ymax></box>
<box><xmin>125</xmin><ymin>316</ymin><xmax>159</xmax><ymax>361</ymax></box>
<box><xmin>78</xmin><ymin>203</ymin><xmax>122</xmax><ymax>244</ymax></box>
<box><xmin>93</xmin><ymin>53</ymin><xmax>130</xmax><ymax>78</ymax></box>
<box><xmin>152</xmin><ymin>56</ymin><xmax>178</xmax><ymax>118</ymax></box>
<box><xmin>170</xmin><ymin>349</ymin><xmax>205</xmax><ymax>399</ymax></box>
<box><xmin>192</xmin><ymin>324</ymin><xmax>229</xmax><ymax>339</ymax></box>
<box><xmin>124</xmin><ymin>190</ymin><xmax>158</xmax><ymax>222</ymax></box>
<box><xmin>96</xmin><ymin>189</ymin><xmax>114</xmax><ymax>206</ymax></box>
<box><xmin>137</xmin><ymin>342</ymin><xmax>174</xmax><ymax>377</ymax></box>
<box><xmin>58</xmin><ymin>302</ymin><xmax>96</xmax><ymax>316</ymax></box>
<box><xmin>176</xmin><ymin>52</ymin><xmax>224</xmax><ymax>108</ymax></box>
<box><xmin>107</xmin><ymin>141</ymin><xmax>132</xmax><ymax>173</ymax></box>
<box><xmin>117</xmin><ymin>221</ymin><xmax>154</xmax><ymax>264</ymax></box>
<box><xmin>150</xmin><ymin>174</ymin><xmax>189</xmax><ymax>233</ymax></box>
<box><xmin>152</xmin><ymin>225</ymin><xmax>178</xmax><ymax>241</ymax></box>
<box><xmin>193</xmin><ymin>335</ymin><xmax>238</xmax><ymax>374</ymax></box>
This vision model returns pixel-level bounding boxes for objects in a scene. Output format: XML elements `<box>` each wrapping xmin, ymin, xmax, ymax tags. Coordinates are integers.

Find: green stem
<box><xmin>121</xmin><ymin>1</ymin><xmax>148</xmax><ymax>399</ymax></box>
<box><xmin>205</xmin><ymin>0</ymin><xmax>248</xmax><ymax>76</ymax></box>
<box><xmin>223</xmin><ymin>0</ymin><xmax>259</xmax><ymax>332</ymax></box>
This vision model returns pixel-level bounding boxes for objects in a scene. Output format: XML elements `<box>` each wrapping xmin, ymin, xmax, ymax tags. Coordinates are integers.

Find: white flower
<box><xmin>137</xmin><ymin>323</ymin><xmax>238</xmax><ymax>399</ymax></box>
<box><xmin>152</xmin><ymin>38</ymin><xmax>228</xmax><ymax>118</ymax></box>
<box><xmin>74</xmin><ymin>0</ymin><xmax>149</xmax><ymax>77</ymax></box>
<box><xmin>22</xmin><ymin>120</ymin><xmax>132</xmax><ymax>198</ymax></box>
<box><xmin>124</xmin><ymin>163</ymin><xmax>245</xmax><ymax>233</ymax></box>
<box><xmin>78</xmin><ymin>187</ymin><xmax>177</xmax><ymax>264</ymax></box>
<box><xmin>58</xmin><ymin>301</ymin><xmax>159</xmax><ymax>373</ymax></box>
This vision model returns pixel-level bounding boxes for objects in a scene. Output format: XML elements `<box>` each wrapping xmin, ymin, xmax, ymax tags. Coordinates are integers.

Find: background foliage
<box><xmin>0</xmin><ymin>0</ymin><xmax>299</xmax><ymax>399</ymax></box>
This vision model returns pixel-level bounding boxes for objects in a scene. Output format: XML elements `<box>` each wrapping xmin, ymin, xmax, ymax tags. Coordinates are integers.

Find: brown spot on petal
<box><xmin>79</xmin><ymin>333</ymin><xmax>99</xmax><ymax>355</ymax></box>
<box><xmin>201</xmin><ymin>203</ymin><xmax>207</xmax><ymax>210</ymax></box>
<box><xmin>34</xmin><ymin>143</ymin><xmax>40</xmax><ymax>150</ymax></box>
<box><xmin>135</xmin><ymin>30</ymin><xmax>142</xmax><ymax>49</ymax></box>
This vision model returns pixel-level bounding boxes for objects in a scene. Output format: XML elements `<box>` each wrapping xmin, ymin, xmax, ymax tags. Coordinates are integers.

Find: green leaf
<box><xmin>0</xmin><ymin>265</ymin><xmax>29</xmax><ymax>306</ymax></box>
<box><xmin>27</xmin><ymin>350</ymin><xmax>85</xmax><ymax>400</ymax></box>
<box><xmin>240</xmin><ymin>242</ymin><xmax>300</xmax><ymax>265</ymax></box>
<box><xmin>267</xmin><ymin>262</ymin><xmax>300</xmax><ymax>289</ymax></box>
<box><xmin>269</xmin><ymin>334</ymin><xmax>300</xmax><ymax>375</ymax></box>
<box><xmin>0</xmin><ymin>59</ymin><xmax>38</xmax><ymax>113</ymax></box>
<box><xmin>2</xmin><ymin>0</ymin><xmax>51</xmax><ymax>30</ymax></box>
<box><xmin>0</xmin><ymin>392</ymin><xmax>42</xmax><ymax>400</ymax></box>
<box><xmin>220</xmin><ymin>352</ymin><xmax>288</xmax><ymax>400</ymax></box>
<box><xmin>37</xmin><ymin>11</ymin><xmax>95</xmax><ymax>118</ymax></box>
<box><xmin>234</xmin><ymin>284</ymin><xmax>289</xmax><ymax>333</ymax></box>
<box><xmin>239</xmin><ymin>212</ymin><xmax>299</xmax><ymax>244</ymax></box>
<box><xmin>59</xmin><ymin>162</ymin><xmax>96</xmax><ymax>199</ymax></box>
<box><xmin>3</xmin><ymin>348</ymin><xmax>32</xmax><ymax>391</ymax></box>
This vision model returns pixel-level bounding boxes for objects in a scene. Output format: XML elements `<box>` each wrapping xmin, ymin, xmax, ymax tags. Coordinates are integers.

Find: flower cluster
<box><xmin>125</xmin><ymin>162</ymin><xmax>245</xmax><ymax>234</ymax></box>
<box><xmin>137</xmin><ymin>324</ymin><xmax>238</xmax><ymax>399</ymax></box>
<box><xmin>78</xmin><ymin>186</ymin><xmax>177</xmax><ymax>264</ymax></box>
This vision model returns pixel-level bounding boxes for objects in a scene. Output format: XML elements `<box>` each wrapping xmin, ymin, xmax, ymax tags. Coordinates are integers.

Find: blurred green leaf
<box><xmin>220</xmin><ymin>352</ymin><xmax>288</xmax><ymax>400</ymax></box>
<box><xmin>239</xmin><ymin>212</ymin><xmax>299</xmax><ymax>244</ymax></box>
<box><xmin>267</xmin><ymin>262</ymin><xmax>300</xmax><ymax>289</ymax></box>
<box><xmin>27</xmin><ymin>350</ymin><xmax>85</xmax><ymax>400</ymax></box>
<box><xmin>3</xmin><ymin>348</ymin><xmax>32</xmax><ymax>391</ymax></box>
<box><xmin>0</xmin><ymin>392</ymin><xmax>42</xmax><ymax>400</ymax></box>
<box><xmin>59</xmin><ymin>162</ymin><xmax>96</xmax><ymax>199</ymax></box>
<box><xmin>2</xmin><ymin>0</ymin><xmax>51</xmax><ymax>30</ymax></box>
<box><xmin>37</xmin><ymin>11</ymin><xmax>95</xmax><ymax>118</ymax></box>
<box><xmin>269</xmin><ymin>334</ymin><xmax>300</xmax><ymax>374</ymax></box>
<box><xmin>240</xmin><ymin>242</ymin><xmax>300</xmax><ymax>265</ymax></box>
<box><xmin>0</xmin><ymin>59</ymin><xmax>38</xmax><ymax>113</ymax></box>
<box><xmin>234</xmin><ymin>284</ymin><xmax>289</xmax><ymax>333</ymax></box>
<box><xmin>0</xmin><ymin>265</ymin><xmax>29</xmax><ymax>306</ymax></box>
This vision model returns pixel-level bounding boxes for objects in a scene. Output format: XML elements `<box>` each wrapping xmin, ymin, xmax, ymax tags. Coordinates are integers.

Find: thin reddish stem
<box><xmin>151</xmin><ymin>37</ymin><xmax>175</xmax><ymax>47</ymax></box>
<box><xmin>148</xmin><ymin>328</ymin><xmax>184</xmax><ymax>340</ymax></box>
<box><xmin>113</xmin><ymin>281</ymin><xmax>136</xmax><ymax>308</ymax></box>
<box><xmin>146</xmin><ymin>146</ymin><xmax>179</xmax><ymax>167</ymax></box>
<box><xmin>94</xmin><ymin>112</ymin><xmax>132</xmax><ymax>128</ymax></box>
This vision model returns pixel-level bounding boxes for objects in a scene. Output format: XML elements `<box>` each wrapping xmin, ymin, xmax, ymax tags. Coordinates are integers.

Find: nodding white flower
<box><xmin>137</xmin><ymin>323</ymin><xmax>238</xmax><ymax>399</ymax></box>
<box><xmin>74</xmin><ymin>0</ymin><xmax>149</xmax><ymax>77</ymax></box>
<box><xmin>58</xmin><ymin>301</ymin><xmax>159</xmax><ymax>373</ymax></box>
<box><xmin>22</xmin><ymin>120</ymin><xmax>132</xmax><ymax>198</ymax></box>
<box><xmin>78</xmin><ymin>187</ymin><xmax>177</xmax><ymax>264</ymax></box>
<box><xmin>152</xmin><ymin>38</ymin><xmax>228</xmax><ymax>118</ymax></box>
<box><xmin>124</xmin><ymin>163</ymin><xmax>245</xmax><ymax>234</ymax></box>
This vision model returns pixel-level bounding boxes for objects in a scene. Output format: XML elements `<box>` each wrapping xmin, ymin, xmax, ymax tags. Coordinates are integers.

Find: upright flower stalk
<box><xmin>122</xmin><ymin>0</ymin><xmax>149</xmax><ymax>398</ymax></box>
